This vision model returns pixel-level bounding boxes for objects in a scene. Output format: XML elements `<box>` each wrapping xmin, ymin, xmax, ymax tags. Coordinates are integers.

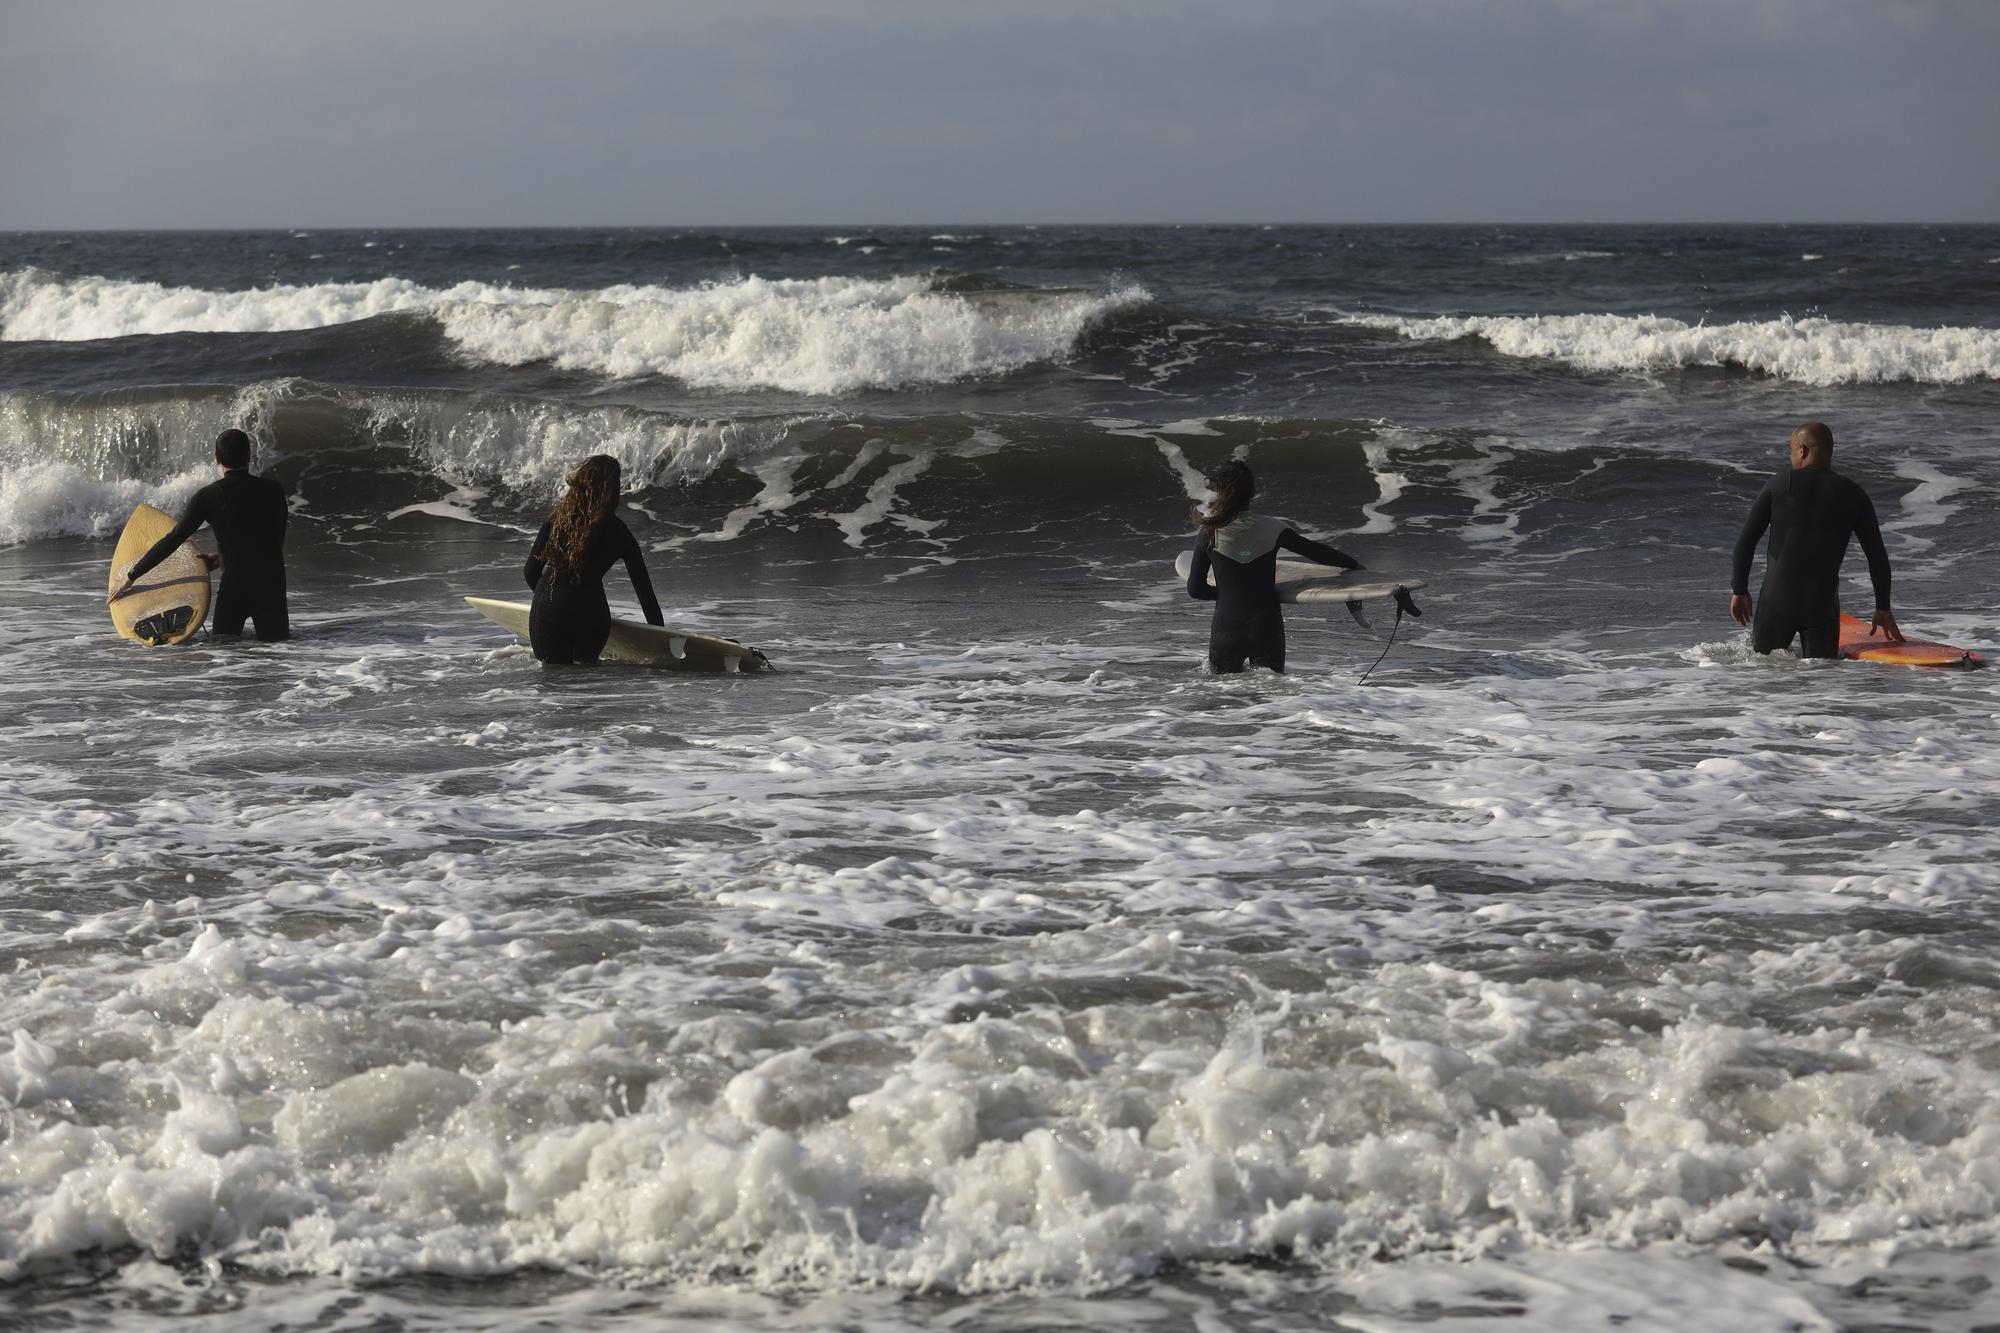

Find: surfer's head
<box><xmin>544</xmin><ymin>454</ymin><xmax>624</xmax><ymax>576</ymax></box>
<box><xmin>1193</xmin><ymin>459</ymin><xmax>1256</xmax><ymax>533</ymax></box>
<box><xmin>1789</xmin><ymin>420</ymin><xmax>1833</xmax><ymax>469</ymax></box>
<box><xmin>214</xmin><ymin>429</ymin><xmax>252</xmax><ymax>471</ymax></box>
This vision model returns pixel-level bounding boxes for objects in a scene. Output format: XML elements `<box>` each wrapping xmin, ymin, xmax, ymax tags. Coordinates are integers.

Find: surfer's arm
<box><xmin>523</xmin><ymin>521</ymin><xmax>552</xmax><ymax>591</ymax></box>
<box><xmin>1729</xmin><ymin>486</ymin><xmax>1772</xmax><ymax>598</ymax></box>
<box><xmin>1853</xmin><ymin>494</ymin><xmax>1902</xmax><ymax>641</ymax></box>
<box><xmin>124</xmin><ymin>492</ymin><xmax>213</xmax><ymax>585</ymax></box>
<box><xmin>1276</xmin><ymin>528</ymin><xmax>1361</xmax><ymax>570</ymax></box>
<box><xmin>1855</xmin><ymin>493</ymin><xmax>1892</xmax><ymax>612</ymax></box>
<box><xmin>1185</xmin><ymin>541</ymin><xmax>1217</xmax><ymax>601</ymax></box>
<box><xmin>621</xmin><ymin>538</ymin><xmax>665</xmax><ymax>626</ymax></box>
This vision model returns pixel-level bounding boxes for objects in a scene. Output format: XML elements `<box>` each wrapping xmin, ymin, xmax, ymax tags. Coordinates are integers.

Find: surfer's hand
<box><xmin>199</xmin><ymin>551</ymin><xmax>220</xmax><ymax>570</ymax></box>
<box><xmin>1729</xmin><ymin>594</ymin><xmax>1752</xmax><ymax>626</ymax></box>
<box><xmin>1872</xmin><ymin>607</ymin><xmax>1904</xmax><ymax>644</ymax></box>
<box><xmin>107</xmin><ymin>578</ymin><xmax>133</xmax><ymax>604</ymax></box>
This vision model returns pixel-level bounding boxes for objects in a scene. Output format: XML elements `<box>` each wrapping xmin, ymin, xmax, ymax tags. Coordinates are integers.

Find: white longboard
<box><xmin>464</xmin><ymin>597</ymin><xmax>767</xmax><ymax>673</ymax></box>
<box><xmin>1173</xmin><ymin>550</ymin><xmax>1426</xmax><ymax>605</ymax></box>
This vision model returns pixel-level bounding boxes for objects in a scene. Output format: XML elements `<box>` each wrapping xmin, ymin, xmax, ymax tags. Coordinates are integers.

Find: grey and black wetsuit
<box><xmin>127</xmin><ymin>469</ymin><xmax>290</xmax><ymax>641</ymax></box>
<box><xmin>523</xmin><ymin>512</ymin><xmax>664</xmax><ymax>664</ymax></box>
<box><xmin>1186</xmin><ymin>512</ymin><xmax>1359</xmax><ymax>673</ymax></box>
<box><xmin>1731</xmin><ymin>465</ymin><xmax>1891</xmax><ymax>659</ymax></box>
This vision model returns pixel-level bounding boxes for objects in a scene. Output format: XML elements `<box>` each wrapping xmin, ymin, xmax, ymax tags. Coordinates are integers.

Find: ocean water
<box><xmin>2</xmin><ymin>225</ymin><xmax>1999</xmax><ymax>1331</ymax></box>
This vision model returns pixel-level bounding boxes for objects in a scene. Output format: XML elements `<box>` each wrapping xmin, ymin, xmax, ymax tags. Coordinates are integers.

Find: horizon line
<box><xmin>6</xmin><ymin>219</ymin><xmax>2000</xmax><ymax>235</ymax></box>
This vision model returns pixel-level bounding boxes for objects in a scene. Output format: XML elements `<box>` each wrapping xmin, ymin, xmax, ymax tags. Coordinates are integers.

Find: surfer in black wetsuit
<box><xmin>108</xmin><ymin>428</ymin><xmax>291</xmax><ymax>641</ymax></box>
<box><xmin>1185</xmin><ymin>460</ymin><xmax>1361</xmax><ymax>673</ymax></box>
<box><xmin>1730</xmin><ymin>420</ymin><xmax>1901</xmax><ymax>658</ymax></box>
<box><xmin>523</xmin><ymin>454</ymin><xmax>664</xmax><ymax>664</ymax></box>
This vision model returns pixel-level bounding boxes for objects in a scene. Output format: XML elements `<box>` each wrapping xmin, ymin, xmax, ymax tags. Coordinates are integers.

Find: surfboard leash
<box><xmin>1358</xmin><ymin>586</ymin><xmax>1423</xmax><ymax>685</ymax></box>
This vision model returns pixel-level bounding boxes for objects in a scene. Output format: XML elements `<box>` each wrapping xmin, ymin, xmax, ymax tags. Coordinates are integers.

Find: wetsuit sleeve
<box><xmin>1186</xmin><ymin>537</ymin><xmax>1217</xmax><ymax>601</ymax></box>
<box><xmin>1854</xmin><ymin>491</ymin><xmax>1892</xmax><ymax>611</ymax></box>
<box><xmin>1730</xmin><ymin>484</ymin><xmax>1773</xmax><ymax>596</ymax></box>
<box><xmin>523</xmin><ymin>520</ymin><xmax>552</xmax><ymax>591</ymax></box>
<box><xmin>621</xmin><ymin>530</ymin><xmax>665</xmax><ymax>626</ymax></box>
<box><xmin>126</xmin><ymin>488</ymin><xmax>214</xmax><ymax>581</ymax></box>
<box><xmin>1276</xmin><ymin>527</ymin><xmax>1361</xmax><ymax>570</ymax></box>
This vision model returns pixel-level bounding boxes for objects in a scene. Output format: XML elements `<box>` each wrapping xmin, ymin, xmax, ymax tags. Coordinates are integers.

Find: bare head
<box><xmin>1789</xmin><ymin>420</ymin><xmax>1833</xmax><ymax>469</ymax></box>
<box><xmin>214</xmin><ymin>428</ymin><xmax>252</xmax><ymax>472</ymax></box>
<box><xmin>1193</xmin><ymin>459</ymin><xmax>1256</xmax><ymax>533</ymax></box>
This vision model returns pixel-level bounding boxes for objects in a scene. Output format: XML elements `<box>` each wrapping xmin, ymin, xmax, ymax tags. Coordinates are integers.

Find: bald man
<box><xmin>1729</xmin><ymin>421</ymin><xmax>1900</xmax><ymax>658</ymax></box>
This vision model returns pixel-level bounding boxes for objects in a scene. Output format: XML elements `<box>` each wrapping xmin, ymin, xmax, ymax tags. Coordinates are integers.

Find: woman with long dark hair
<box><xmin>1185</xmin><ymin>460</ymin><xmax>1359</xmax><ymax>674</ymax></box>
<box><xmin>522</xmin><ymin>455</ymin><xmax>664</xmax><ymax>664</ymax></box>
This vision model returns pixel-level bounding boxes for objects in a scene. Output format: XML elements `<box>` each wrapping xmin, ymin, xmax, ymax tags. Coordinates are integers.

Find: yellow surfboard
<box><xmin>109</xmin><ymin>503</ymin><xmax>211</xmax><ymax>645</ymax></box>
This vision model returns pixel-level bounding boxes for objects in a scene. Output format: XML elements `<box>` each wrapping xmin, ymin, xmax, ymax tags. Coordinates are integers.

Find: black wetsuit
<box><xmin>127</xmin><ymin>469</ymin><xmax>290</xmax><ymax>641</ymax></box>
<box><xmin>523</xmin><ymin>513</ymin><xmax>664</xmax><ymax>664</ymax></box>
<box><xmin>1187</xmin><ymin>516</ymin><xmax>1359</xmax><ymax>673</ymax></box>
<box><xmin>1731</xmin><ymin>465</ymin><xmax>1891</xmax><ymax>658</ymax></box>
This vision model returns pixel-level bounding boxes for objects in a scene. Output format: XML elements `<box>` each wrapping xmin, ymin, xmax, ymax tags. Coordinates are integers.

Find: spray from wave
<box><xmin>1345</xmin><ymin>312</ymin><xmax>2000</xmax><ymax>386</ymax></box>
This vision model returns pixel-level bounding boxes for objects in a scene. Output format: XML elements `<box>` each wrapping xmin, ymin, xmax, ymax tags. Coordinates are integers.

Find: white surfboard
<box><xmin>464</xmin><ymin>597</ymin><xmax>768</xmax><ymax>673</ymax></box>
<box><xmin>1173</xmin><ymin>550</ymin><xmax>1426</xmax><ymax>605</ymax></box>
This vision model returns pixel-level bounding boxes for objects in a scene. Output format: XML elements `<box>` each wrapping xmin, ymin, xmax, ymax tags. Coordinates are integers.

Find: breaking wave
<box><xmin>2</xmin><ymin>378</ymin><xmax>1791</xmax><ymax>557</ymax></box>
<box><xmin>0</xmin><ymin>269</ymin><xmax>1149</xmax><ymax>395</ymax></box>
<box><xmin>1346</xmin><ymin>312</ymin><xmax>2000</xmax><ymax>386</ymax></box>
<box><xmin>0</xmin><ymin>382</ymin><xmax>816</xmax><ymax>544</ymax></box>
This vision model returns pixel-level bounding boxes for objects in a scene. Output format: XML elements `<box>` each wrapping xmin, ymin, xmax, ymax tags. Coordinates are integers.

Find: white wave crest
<box><xmin>0</xmin><ymin>269</ymin><xmax>564</xmax><ymax>341</ymax></box>
<box><xmin>1348</xmin><ymin>312</ymin><xmax>2000</xmax><ymax>386</ymax></box>
<box><xmin>1</xmin><ymin>269</ymin><xmax>1146</xmax><ymax>395</ymax></box>
<box><xmin>1493</xmin><ymin>250</ymin><xmax>1619</xmax><ymax>266</ymax></box>
<box><xmin>435</xmin><ymin>275</ymin><xmax>1149</xmax><ymax>393</ymax></box>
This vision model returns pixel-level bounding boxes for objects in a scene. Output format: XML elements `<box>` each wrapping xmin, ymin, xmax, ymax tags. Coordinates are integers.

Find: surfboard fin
<box><xmin>133</xmin><ymin>605</ymin><xmax>195</xmax><ymax>645</ymax></box>
<box><xmin>1392</xmin><ymin>586</ymin><xmax>1424</xmax><ymax>619</ymax></box>
<box><xmin>1345</xmin><ymin>601</ymin><xmax>1372</xmax><ymax>631</ymax></box>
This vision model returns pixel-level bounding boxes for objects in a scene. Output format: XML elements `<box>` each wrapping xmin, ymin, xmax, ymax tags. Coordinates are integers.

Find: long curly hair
<box><xmin>1192</xmin><ymin>460</ymin><xmax>1256</xmax><ymax>534</ymax></box>
<box><xmin>543</xmin><ymin>455</ymin><xmax>623</xmax><ymax>577</ymax></box>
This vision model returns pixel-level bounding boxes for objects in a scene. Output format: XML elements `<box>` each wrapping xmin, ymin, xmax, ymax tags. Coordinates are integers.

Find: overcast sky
<box><xmin>3</xmin><ymin>0</ymin><xmax>1995</xmax><ymax>227</ymax></box>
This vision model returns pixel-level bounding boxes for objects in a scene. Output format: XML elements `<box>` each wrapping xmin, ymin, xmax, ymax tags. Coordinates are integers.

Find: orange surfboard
<box><xmin>1838</xmin><ymin>613</ymin><xmax>1986</xmax><ymax>669</ymax></box>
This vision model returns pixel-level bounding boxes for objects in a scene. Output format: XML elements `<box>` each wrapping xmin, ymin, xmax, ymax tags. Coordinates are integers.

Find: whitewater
<box><xmin>3</xmin><ymin>225</ymin><xmax>1999</xmax><ymax>1332</ymax></box>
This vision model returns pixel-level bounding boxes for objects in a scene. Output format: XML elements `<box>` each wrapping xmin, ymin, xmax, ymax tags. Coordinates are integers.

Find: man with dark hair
<box><xmin>109</xmin><ymin>428</ymin><xmax>291</xmax><ymax>641</ymax></box>
<box><xmin>1730</xmin><ymin>420</ymin><xmax>1900</xmax><ymax>658</ymax></box>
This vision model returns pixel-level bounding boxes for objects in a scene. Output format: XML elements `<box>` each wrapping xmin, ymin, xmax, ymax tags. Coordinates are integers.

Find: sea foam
<box><xmin>1346</xmin><ymin>312</ymin><xmax>2000</xmax><ymax>386</ymax></box>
